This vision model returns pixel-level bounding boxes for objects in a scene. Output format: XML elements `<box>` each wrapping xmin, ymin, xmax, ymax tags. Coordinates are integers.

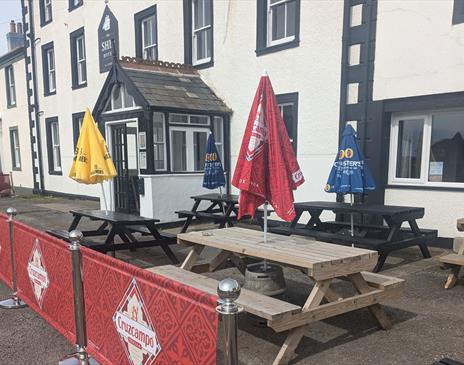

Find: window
<box><xmin>9</xmin><ymin>127</ymin><xmax>20</xmax><ymax>170</ymax></box>
<box><xmin>46</xmin><ymin>117</ymin><xmax>61</xmax><ymax>174</ymax></box>
<box><xmin>135</xmin><ymin>6</ymin><xmax>158</xmax><ymax>61</ymax></box>
<box><xmin>389</xmin><ymin>110</ymin><xmax>464</xmax><ymax>186</ymax></box>
<box><xmin>72</xmin><ymin>112</ymin><xmax>85</xmax><ymax>148</ymax></box>
<box><xmin>213</xmin><ymin>116</ymin><xmax>224</xmax><ymax>161</ymax></box>
<box><xmin>40</xmin><ymin>0</ymin><xmax>53</xmax><ymax>26</ymax></box>
<box><xmin>169</xmin><ymin>113</ymin><xmax>209</xmax><ymax>125</ymax></box>
<box><xmin>103</xmin><ymin>83</ymin><xmax>139</xmax><ymax>113</ymax></box>
<box><xmin>256</xmin><ymin>0</ymin><xmax>300</xmax><ymax>56</ymax></box>
<box><xmin>276</xmin><ymin>92</ymin><xmax>298</xmax><ymax>153</ymax></box>
<box><xmin>70</xmin><ymin>27</ymin><xmax>87</xmax><ymax>88</ymax></box>
<box><xmin>5</xmin><ymin>65</ymin><xmax>16</xmax><ymax>107</ymax></box>
<box><xmin>183</xmin><ymin>0</ymin><xmax>214</xmax><ymax>68</ymax></box>
<box><xmin>153</xmin><ymin>112</ymin><xmax>166</xmax><ymax>171</ymax></box>
<box><xmin>453</xmin><ymin>0</ymin><xmax>464</xmax><ymax>25</ymax></box>
<box><xmin>41</xmin><ymin>41</ymin><xmax>56</xmax><ymax>95</ymax></box>
<box><xmin>69</xmin><ymin>0</ymin><xmax>83</xmax><ymax>12</ymax></box>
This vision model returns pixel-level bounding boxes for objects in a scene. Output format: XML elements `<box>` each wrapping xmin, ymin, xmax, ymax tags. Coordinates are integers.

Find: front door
<box><xmin>111</xmin><ymin>121</ymin><xmax>139</xmax><ymax>213</ymax></box>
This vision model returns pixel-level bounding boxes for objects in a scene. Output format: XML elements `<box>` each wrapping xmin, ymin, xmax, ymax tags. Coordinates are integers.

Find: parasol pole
<box><xmin>100</xmin><ymin>182</ymin><xmax>108</xmax><ymax>215</ymax></box>
<box><xmin>350</xmin><ymin>193</ymin><xmax>354</xmax><ymax>247</ymax></box>
<box><xmin>263</xmin><ymin>201</ymin><xmax>268</xmax><ymax>271</ymax></box>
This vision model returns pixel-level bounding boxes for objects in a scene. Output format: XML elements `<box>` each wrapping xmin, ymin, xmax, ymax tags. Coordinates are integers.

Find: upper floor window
<box><xmin>135</xmin><ymin>6</ymin><xmax>158</xmax><ymax>61</ymax></box>
<box><xmin>41</xmin><ymin>41</ymin><xmax>56</xmax><ymax>95</ymax></box>
<box><xmin>70</xmin><ymin>27</ymin><xmax>87</xmax><ymax>88</ymax></box>
<box><xmin>46</xmin><ymin>117</ymin><xmax>62</xmax><ymax>174</ymax></box>
<box><xmin>69</xmin><ymin>0</ymin><xmax>83</xmax><ymax>12</ymax></box>
<box><xmin>183</xmin><ymin>0</ymin><xmax>213</xmax><ymax>68</ymax></box>
<box><xmin>72</xmin><ymin>112</ymin><xmax>85</xmax><ymax>148</ymax></box>
<box><xmin>453</xmin><ymin>0</ymin><xmax>464</xmax><ymax>24</ymax></box>
<box><xmin>5</xmin><ymin>65</ymin><xmax>16</xmax><ymax>107</ymax></box>
<box><xmin>103</xmin><ymin>83</ymin><xmax>139</xmax><ymax>113</ymax></box>
<box><xmin>40</xmin><ymin>0</ymin><xmax>53</xmax><ymax>26</ymax></box>
<box><xmin>277</xmin><ymin>92</ymin><xmax>298</xmax><ymax>153</ymax></box>
<box><xmin>9</xmin><ymin>127</ymin><xmax>21</xmax><ymax>170</ymax></box>
<box><xmin>256</xmin><ymin>0</ymin><xmax>300</xmax><ymax>56</ymax></box>
<box><xmin>389</xmin><ymin>110</ymin><xmax>464</xmax><ymax>187</ymax></box>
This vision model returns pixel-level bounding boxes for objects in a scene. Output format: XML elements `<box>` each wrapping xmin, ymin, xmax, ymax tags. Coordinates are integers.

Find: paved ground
<box><xmin>0</xmin><ymin>194</ymin><xmax>463</xmax><ymax>365</ymax></box>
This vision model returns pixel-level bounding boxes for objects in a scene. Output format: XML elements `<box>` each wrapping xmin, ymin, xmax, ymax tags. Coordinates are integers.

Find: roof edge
<box><xmin>0</xmin><ymin>46</ymin><xmax>24</xmax><ymax>69</ymax></box>
<box><xmin>120</xmin><ymin>56</ymin><xmax>198</xmax><ymax>76</ymax></box>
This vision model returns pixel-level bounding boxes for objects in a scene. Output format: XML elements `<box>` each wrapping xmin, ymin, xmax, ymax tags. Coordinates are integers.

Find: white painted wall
<box><xmin>0</xmin><ymin>56</ymin><xmax>34</xmax><ymax>190</ymax></box>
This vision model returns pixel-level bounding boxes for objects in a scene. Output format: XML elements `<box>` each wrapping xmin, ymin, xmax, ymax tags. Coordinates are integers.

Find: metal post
<box><xmin>59</xmin><ymin>230</ymin><xmax>100</xmax><ymax>365</ymax></box>
<box><xmin>0</xmin><ymin>207</ymin><xmax>27</xmax><ymax>309</ymax></box>
<box><xmin>216</xmin><ymin>278</ymin><xmax>241</xmax><ymax>365</ymax></box>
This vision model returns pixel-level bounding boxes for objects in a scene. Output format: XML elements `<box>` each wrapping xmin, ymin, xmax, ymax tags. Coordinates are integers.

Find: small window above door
<box><xmin>103</xmin><ymin>83</ymin><xmax>140</xmax><ymax>113</ymax></box>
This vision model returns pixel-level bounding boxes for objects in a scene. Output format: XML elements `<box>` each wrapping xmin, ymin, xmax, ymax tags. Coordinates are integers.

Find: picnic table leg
<box><xmin>373</xmin><ymin>253</ymin><xmax>388</xmax><ymax>273</ymax></box>
<box><xmin>348</xmin><ymin>273</ymin><xmax>392</xmax><ymax>330</ymax></box>
<box><xmin>181</xmin><ymin>244</ymin><xmax>205</xmax><ymax>271</ymax></box>
<box><xmin>180</xmin><ymin>199</ymin><xmax>202</xmax><ymax>233</ymax></box>
<box><xmin>289</xmin><ymin>210</ymin><xmax>304</xmax><ymax>229</ymax></box>
<box><xmin>221</xmin><ymin>203</ymin><xmax>236</xmax><ymax>228</ymax></box>
<box><xmin>408</xmin><ymin>220</ymin><xmax>432</xmax><ymax>258</ymax></box>
<box><xmin>208</xmin><ymin>250</ymin><xmax>231</xmax><ymax>272</ymax></box>
<box><xmin>68</xmin><ymin>214</ymin><xmax>82</xmax><ymax>231</ymax></box>
<box><xmin>145</xmin><ymin>222</ymin><xmax>179</xmax><ymax>264</ymax></box>
<box><xmin>104</xmin><ymin>226</ymin><xmax>118</xmax><ymax>257</ymax></box>
<box><xmin>273</xmin><ymin>279</ymin><xmax>332</xmax><ymax>365</ymax></box>
<box><xmin>444</xmin><ymin>266</ymin><xmax>461</xmax><ymax>289</ymax></box>
<box><xmin>304</xmin><ymin>209</ymin><xmax>323</xmax><ymax>230</ymax></box>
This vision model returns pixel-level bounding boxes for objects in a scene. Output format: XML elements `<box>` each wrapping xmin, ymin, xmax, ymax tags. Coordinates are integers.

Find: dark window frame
<box><xmin>72</xmin><ymin>111</ymin><xmax>85</xmax><ymax>149</ymax></box>
<box><xmin>45</xmin><ymin>116</ymin><xmax>62</xmax><ymax>175</ymax></box>
<box><xmin>41</xmin><ymin>41</ymin><xmax>56</xmax><ymax>96</ymax></box>
<box><xmin>276</xmin><ymin>92</ymin><xmax>299</xmax><ymax>154</ymax></box>
<box><xmin>5</xmin><ymin>65</ymin><xmax>16</xmax><ymax>108</ymax></box>
<box><xmin>9</xmin><ymin>127</ymin><xmax>21</xmax><ymax>171</ymax></box>
<box><xmin>70</xmin><ymin>27</ymin><xmax>87</xmax><ymax>89</ymax></box>
<box><xmin>134</xmin><ymin>5</ymin><xmax>158</xmax><ymax>61</ymax></box>
<box><xmin>256</xmin><ymin>0</ymin><xmax>301</xmax><ymax>57</ymax></box>
<box><xmin>69</xmin><ymin>0</ymin><xmax>83</xmax><ymax>12</ymax></box>
<box><xmin>453</xmin><ymin>0</ymin><xmax>464</xmax><ymax>24</ymax></box>
<box><xmin>39</xmin><ymin>0</ymin><xmax>53</xmax><ymax>27</ymax></box>
<box><xmin>183</xmin><ymin>0</ymin><xmax>214</xmax><ymax>69</ymax></box>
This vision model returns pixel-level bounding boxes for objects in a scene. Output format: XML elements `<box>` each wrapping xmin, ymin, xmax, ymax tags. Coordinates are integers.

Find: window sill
<box><xmin>7</xmin><ymin>103</ymin><xmax>16</xmax><ymax>109</ymax></box>
<box><xmin>255</xmin><ymin>39</ymin><xmax>300</xmax><ymax>57</ymax></box>
<box><xmin>49</xmin><ymin>170</ymin><xmax>63</xmax><ymax>176</ymax></box>
<box><xmin>68</xmin><ymin>3</ymin><xmax>83</xmax><ymax>12</ymax></box>
<box><xmin>72</xmin><ymin>82</ymin><xmax>87</xmax><ymax>90</ymax></box>
<box><xmin>12</xmin><ymin>167</ymin><xmax>21</xmax><ymax>171</ymax></box>
<box><xmin>40</xmin><ymin>19</ymin><xmax>53</xmax><ymax>28</ymax></box>
<box><xmin>44</xmin><ymin>90</ymin><xmax>56</xmax><ymax>97</ymax></box>
<box><xmin>386</xmin><ymin>184</ymin><xmax>464</xmax><ymax>192</ymax></box>
<box><xmin>193</xmin><ymin>60</ymin><xmax>214</xmax><ymax>70</ymax></box>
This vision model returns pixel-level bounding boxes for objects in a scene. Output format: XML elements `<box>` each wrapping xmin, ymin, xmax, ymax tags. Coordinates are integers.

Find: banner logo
<box><xmin>113</xmin><ymin>278</ymin><xmax>161</xmax><ymax>365</ymax></box>
<box><xmin>339</xmin><ymin>148</ymin><xmax>353</xmax><ymax>160</ymax></box>
<box><xmin>246</xmin><ymin>98</ymin><xmax>268</xmax><ymax>161</ymax></box>
<box><xmin>27</xmin><ymin>239</ymin><xmax>49</xmax><ymax>308</ymax></box>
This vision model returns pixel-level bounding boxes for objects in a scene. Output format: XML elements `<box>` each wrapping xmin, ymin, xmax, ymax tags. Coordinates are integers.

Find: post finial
<box><xmin>217</xmin><ymin>278</ymin><xmax>241</xmax><ymax>304</ymax></box>
<box><xmin>6</xmin><ymin>207</ymin><xmax>17</xmax><ymax>218</ymax></box>
<box><xmin>69</xmin><ymin>230</ymin><xmax>83</xmax><ymax>244</ymax></box>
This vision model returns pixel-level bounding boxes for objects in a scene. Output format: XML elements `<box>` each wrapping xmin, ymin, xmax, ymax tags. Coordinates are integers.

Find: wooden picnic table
<box><xmin>170</xmin><ymin>227</ymin><xmax>405</xmax><ymax>365</ymax></box>
<box><xmin>48</xmin><ymin>209</ymin><xmax>179</xmax><ymax>264</ymax></box>
<box><xmin>439</xmin><ymin>218</ymin><xmax>464</xmax><ymax>289</ymax></box>
<box><xmin>270</xmin><ymin>201</ymin><xmax>436</xmax><ymax>272</ymax></box>
<box><xmin>176</xmin><ymin>193</ymin><xmax>239</xmax><ymax>233</ymax></box>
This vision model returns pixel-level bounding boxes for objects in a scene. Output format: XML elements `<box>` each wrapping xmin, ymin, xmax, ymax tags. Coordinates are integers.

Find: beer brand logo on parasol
<box><xmin>27</xmin><ymin>239</ymin><xmax>49</xmax><ymax>308</ymax></box>
<box><xmin>246</xmin><ymin>100</ymin><xmax>268</xmax><ymax>161</ymax></box>
<box><xmin>113</xmin><ymin>278</ymin><xmax>161</xmax><ymax>365</ymax></box>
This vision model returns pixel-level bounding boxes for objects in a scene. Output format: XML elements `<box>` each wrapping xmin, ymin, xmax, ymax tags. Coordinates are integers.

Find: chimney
<box><xmin>6</xmin><ymin>20</ymin><xmax>24</xmax><ymax>52</ymax></box>
<box><xmin>17</xmin><ymin>22</ymin><xmax>23</xmax><ymax>34</ymax></box>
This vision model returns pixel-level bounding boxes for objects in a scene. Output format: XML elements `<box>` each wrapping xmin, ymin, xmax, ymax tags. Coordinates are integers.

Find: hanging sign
<box><xmin>98</xmin><ymin>5</ymin><xmax>119</xmax><ymax>73</ymax></box>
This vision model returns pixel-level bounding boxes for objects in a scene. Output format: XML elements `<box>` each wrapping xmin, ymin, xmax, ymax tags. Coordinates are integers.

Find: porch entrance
<box><xmin>111</xmin><ymin>120</ymin><xmax>139</xmax><ymax>214</ymax></box>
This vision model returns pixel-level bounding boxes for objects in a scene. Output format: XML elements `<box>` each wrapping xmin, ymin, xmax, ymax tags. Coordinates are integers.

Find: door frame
<box><xmin>105</xmin><ymin>118</ymin><xmax>139</xmax><ymax>212</ymax></box>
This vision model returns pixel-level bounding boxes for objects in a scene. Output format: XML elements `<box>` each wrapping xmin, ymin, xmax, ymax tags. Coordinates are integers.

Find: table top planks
<box><xmin>177</xmin><ymin>227</ymin><xmax>378</xmax><ymax>280</ymax></box>
<box><xmin>190</xmin><ymin>193</ymin><xmax>239</xmax><ymax>204</ymax></box>
<box><xmin>69</xmin><ymin>210</ymin><xmax>159</xmax><ymax>224</ymax></box>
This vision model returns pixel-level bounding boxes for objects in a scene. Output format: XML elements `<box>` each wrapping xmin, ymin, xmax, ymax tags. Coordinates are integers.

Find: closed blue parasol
<box><xmin>203</xmin><ymin>133</ymin><xmax>226</xmax><ymax>190</ymax></box>
<box><xmin>325</xmin><ymin>124</ymin><xmax>375</xmax><ymax>238</ymax></box>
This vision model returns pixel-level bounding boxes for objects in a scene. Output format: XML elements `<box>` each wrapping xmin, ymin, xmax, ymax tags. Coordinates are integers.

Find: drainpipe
<box><xmin>24</xmin><ymin>0</ymin><xmax>45</xmax><ymax>193</ymax></box>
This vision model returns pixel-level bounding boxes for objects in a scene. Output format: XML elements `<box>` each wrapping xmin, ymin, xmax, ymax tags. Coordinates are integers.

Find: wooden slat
<box><xmin>148</xmin><ymin>265</ymin><xmax>301</xmax><ymax>321</ymax></box>
<box><xmin>439</xmin><ymin>253</ymin><xmax>464</xmax><ymax>266</ymax></box>
<box><xmin>178</xmin><ymin>228</ymin><xmax>378</xmax><ymax>280</ymax></box>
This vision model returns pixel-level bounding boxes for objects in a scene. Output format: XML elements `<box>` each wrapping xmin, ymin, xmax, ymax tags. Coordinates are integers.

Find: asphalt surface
<box><xmin>0</xmin><ymin>195</ymin><xmax>463</xmax><ymax>365</ymax></box>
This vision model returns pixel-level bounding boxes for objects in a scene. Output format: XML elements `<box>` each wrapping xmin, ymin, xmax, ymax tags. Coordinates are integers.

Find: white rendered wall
<box><xmin>0</xmin><ymin>57</ymin><xmax>34</xmax><ymax>190</ymax></box>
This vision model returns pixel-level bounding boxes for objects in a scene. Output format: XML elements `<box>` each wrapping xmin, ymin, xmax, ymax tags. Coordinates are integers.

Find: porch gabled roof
<box><xmin>94</xmin><ymin>56</ymin><xmax>231</xmax><ymax>117</ymax></box>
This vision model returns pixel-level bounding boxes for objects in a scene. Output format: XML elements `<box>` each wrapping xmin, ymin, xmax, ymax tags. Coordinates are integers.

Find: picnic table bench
<box><xmin>48</xmin><ymin>209</ymin><xmax>179</xmax><ymax>264</ymax></box>
<box><xmin>175</xmin><ymin>227</ymin><xmax>405</xmax><ymax>365</ymax></box>
<box><xmin>439</xmin><ymin>219</ymin><xmax>464</xmax><ymax>289</ymax></box>
<box><xmin>270</xmin><ymin>201</ymin><xmax>436</xmax><ymax>272</ymax></box>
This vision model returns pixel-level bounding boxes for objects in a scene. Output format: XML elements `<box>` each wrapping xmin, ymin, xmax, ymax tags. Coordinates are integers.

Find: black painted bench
<box><xmin>433</xmin><ymin>358</ymin><xmax>464</xmax><ymax>365</ymax></box>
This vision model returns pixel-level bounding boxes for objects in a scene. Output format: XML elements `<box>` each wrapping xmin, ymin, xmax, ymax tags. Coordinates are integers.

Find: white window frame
<box><xmin>50</xmin><ymin>120</ymin><xmax>61</xmax><ymax>171</ymax></box>
<box><xmin>102</xmin><ymin>84</ymin><xmax>141</xmax><ymax>114</ymax></box>
<box><xmin>170</xmin><ymin>126</ymin><xmax>209</xmax><ymax>172</ymax></box>
<box><xmin>267</xmin><ymin>0</ymin><xmax>296</xmax><ymax>47</ymax></box>
<box><xmin>388</xmin><ymin>110</ymin><xmax>464</xmax><ymax>188</ymax></box>
<box><xmin>7</xmin><ymin>66</ymin><xmax>15</xmax><ymax>106</ymax></box>
<box><xmin>47</xmin><ymin>48</ymin><xmax>56</xmax><ymax>93</ymax></box>
<box><xmin>169</xmin><ymin>113</ymin><xmax>210</xmax><ymax>125</ymax></box>
<box><xmin>76</xmin><ymin>35</ymin><xmax>86</xmax><ymax>85</ymax></box>
<box><xmin>192</xmin><ymin>0</ymin><xmax>212</xmax><ymax>66</ymax></box>
<box><xmin>278</xmin><ymin>102</ymin><xmax>295</xmax><ymax>144</ymax></box>
<box><xmin>11</xmin><ymin>129</ymin><xmax>20</xmax><ymax>169</ymax></box>
<box><xmin>153</xmin><ymin>113</ymin><xmax>167</xmax><ymax>171</ymax></box>
<box><xmin>141</xmin><ymin>15</ymin><xmax>157</xmax><ymax>60</ymax></box>
<box><xmin>44</xmin><ymin>0</ymin><xmax>52</xmax><ymax>22</ymax></box>
<box><xmin>213</xmin><ymin>116</ymin><xmax>224</xmax><ymax>161</ymax></box>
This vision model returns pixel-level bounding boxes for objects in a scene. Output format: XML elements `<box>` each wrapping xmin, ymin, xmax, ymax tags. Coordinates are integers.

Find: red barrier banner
<box><xmin>13</xmin><ymin>220</ymin><xmax>76</xmax><ymax>344</ymax></box>
<box><xmin>0</xmin><ymin>214</ymin><xmax>12</xmax><ymax>287</ymax></box>
<box><xmin>82</xmin><ymin>247</ymin><xmax>219</xmax><ymax>365</ymax></box>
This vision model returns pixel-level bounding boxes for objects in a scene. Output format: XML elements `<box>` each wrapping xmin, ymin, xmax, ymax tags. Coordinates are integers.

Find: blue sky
<box><xmin>0</xmin><ymin>0</ymin><xmax>23</xmax><ymax>55</ymax></box>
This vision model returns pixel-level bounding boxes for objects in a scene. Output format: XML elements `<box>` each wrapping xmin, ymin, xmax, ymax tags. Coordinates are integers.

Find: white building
<box><xmin>2</xmin><ymin>0</ymin><xmax>462</xmax><ymax>240</ymax></box>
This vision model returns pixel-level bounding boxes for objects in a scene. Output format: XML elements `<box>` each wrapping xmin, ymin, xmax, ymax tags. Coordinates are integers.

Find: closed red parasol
<box><xmin>232</xmin><ymin>73</ymin><xmax>304</xmax><ymax>224</ymax></box>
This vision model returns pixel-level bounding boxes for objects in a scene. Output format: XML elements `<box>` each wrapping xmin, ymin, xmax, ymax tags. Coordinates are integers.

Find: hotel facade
<box><xmin>0</xmin><ymin>0</ymin><xmax>463</xmax><ymax>238</ymax></box>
